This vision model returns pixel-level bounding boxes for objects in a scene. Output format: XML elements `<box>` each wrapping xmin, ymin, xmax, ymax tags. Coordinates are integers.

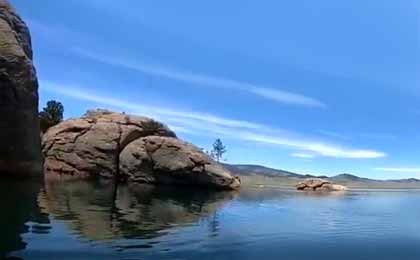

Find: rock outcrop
<box><xmin>0</xmin><ymin>0</ymin><xmax>42</xmax><ymax>176</ymax></box>
<box><xmin>296</xmin><ymin>178</ymin><xmax>347</xmax><ymax>192</ymax></box>
<box><xmin>120</xmin><ymin>136</ymin><xmax>241</xmax><ymax>189</ymax></box>
<box><xmin>42</xmin><ymin>110</ymin><xmax>176</xmax><ymax>179</ymax></box>
<box><xmin>42</xmin><ymin>110</ymin><xmax>241</xmax><ymax>189</ymax></box>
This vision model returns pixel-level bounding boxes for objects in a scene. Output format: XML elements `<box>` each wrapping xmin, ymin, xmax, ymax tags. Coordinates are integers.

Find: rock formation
<box><xmin>296</xmin><ymin>178</ymin><xmax>347</xmax><ymax>192</ymax></box>
<box><xmin>0</xmin><ymin>0</ymin><xmax>42</xmax><ymax>176</ymax></box>
<box><xmin>42</xmin><ymin>110</ymin><xmax>176</xmax><ymax>179</ymax></box>
<box><xmin>120</xmin><ymin>136</ymin><xmax>241</xmax><ymax>188</ymax></box>
<box><xmin>42</xmin><ymin>110</ymin><xmax>241</xmax><ymax>189</ymax></box>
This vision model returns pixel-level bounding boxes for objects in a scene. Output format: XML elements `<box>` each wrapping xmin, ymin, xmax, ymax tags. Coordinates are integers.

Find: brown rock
<box><xmin>296</xmin><ymin>178</ymin><xmax>347</xmax><ymax>192</ymax></box>
<box><xmin>42</xmin><ymin>110</ymin><xmax>240</xmax><ymax>189</ymax></box>
<box><xmin>42</xmin><ymin>109</ymin><xmax>176</xmax><ymax>179</ymax></box>
<box><xmin>0</xmin><ymin>0</ymin><xmax>42</xmax><ymax>176</ymax></box>
<box><xmin>119</xmin><ymin>136</ymin><xmax>241</xmax><ymax>189</ymax></box>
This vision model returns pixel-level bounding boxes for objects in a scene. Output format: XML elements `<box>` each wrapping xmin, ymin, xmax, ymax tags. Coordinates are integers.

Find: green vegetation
<box><xmin>211</xmin><ymin>139</ymin><xmax>227</xmax><ymax>162</ymax></box>
<box><xmin>39</xmin><ymin>100</ymin><xmax>64</xmax><ymax>133</ymax></box>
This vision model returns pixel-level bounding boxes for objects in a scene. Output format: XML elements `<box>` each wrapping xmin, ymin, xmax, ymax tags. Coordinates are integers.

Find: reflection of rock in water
<box><xmin>0</xmin><ymin>179</ymin><xmax>46</xmax><ymax>258</ymax></box>
<box><xmin>39</xmin><ymin>180</ymin><xmax>237</xmax><ymax>241</ymax></box>
<box><xmin>38</xmin><ymin>179</ymin><xmax>119</xmax><ymax>241</ymax></box>
<box><xmin>116</xmin><ymin>183</ymin><xmax>237</xmax><ymax>239</ymax></box>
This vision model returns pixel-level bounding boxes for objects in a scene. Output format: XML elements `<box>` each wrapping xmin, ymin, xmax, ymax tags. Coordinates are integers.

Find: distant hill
<box><xmin>225</xmin><ymin>164</ymin><xmax>420</xmax><ymax>189</ymax></box>
<box><xmin>329</xmin><ymin>173</ymin><xmax>372</xmax><ymax>182</ymax></box>
<box><xmin>391</xmin><ymin>178</ymin><xmax>420</xmax><ymax>183</ymax></box>
<box><xmin>223</xmin><ymin>164</ymin><xmax>304</xmax><ymax>178</ymax></box>
<box><xmin>224</xmin><ymin>164</ymin><xmax>331</xmax><ymax>179</ymax></box>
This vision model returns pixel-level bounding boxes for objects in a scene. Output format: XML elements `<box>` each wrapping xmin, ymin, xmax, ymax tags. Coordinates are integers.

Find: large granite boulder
<box><xmin>120</xmin><ymin>136</ymin><xmax>241</xmax><ymax>189</ymax></box>
<box><xmin>42</xmin><ymin>109</ymin><xmax>176</xmax><ymax>179</ymax></box>
<box><xmin>296</xmin><ymin>178</ymin><xmax>347</xmax><ymax>192</ymax></box>
<box><xmin>0</xmin><ymin>0</ymin><xmax>42</xmax><ymax>176</ymax></box>
<box><xmin>42</xmin><ymin>110</ymin><xmax>241</xmax><ymax>189</ymax></box>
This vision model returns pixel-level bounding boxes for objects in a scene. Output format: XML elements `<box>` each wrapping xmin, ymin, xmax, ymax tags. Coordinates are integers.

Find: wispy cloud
<box><xmin>28</xmin><ymin>19</ymin><xmax>325</xmax><ymax>109</ymax></box>
<box><xmin>237</xmin><ymin>132</ymin><xmax>386</xmax><ymax>159</ymax></box>
<box><xmin>319</xmin><ymin>130</ymin><xmax>397</xmax><ymax>141</ymax></box>
<box><xmin>291</xmin><ymin>153</ymin><xmax>316</xmax><ymax>159</ymax></box>
<box><xmin>374</xmin><ymin>168</ymin><xmax>420</xmax><ymax>174</ymax></box>
<box><xmin>72</xmin><ymin>48</ymin><xmax>326</xmax><ymax>108</ymax></box>
<box><xmin>41</xmin><ymin>81</ymin><xmax>385</xmax><ymax>159</ymax></box>
<box><xmin>40</xmin><ymin>81</ymin><xmax>262</xmax><ymax>130</ymax></box>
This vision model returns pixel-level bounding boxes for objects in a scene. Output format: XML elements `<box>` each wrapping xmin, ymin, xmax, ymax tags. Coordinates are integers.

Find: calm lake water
<box><xmin>2</xmin><ymin>179</ymin><xmax>420</xmax><ymax>260</ymax></box>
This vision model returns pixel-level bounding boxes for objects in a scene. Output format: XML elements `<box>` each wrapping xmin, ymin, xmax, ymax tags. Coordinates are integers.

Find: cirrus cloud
<box><xmin>41</xmin><ymin>80</ymin><xmax>385</xmax><ymax>159</ymax></box>
<box><xmin>73</xmin><ymin>48</ymin><xmax>327</xmax><ymax>109</ymax></box>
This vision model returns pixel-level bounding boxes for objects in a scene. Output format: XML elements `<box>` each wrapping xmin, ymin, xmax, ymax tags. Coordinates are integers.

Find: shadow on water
<box><xmin>0</xmin><ymin>178</ymin><xmax>48</xmax><ymax>259</ymax></box>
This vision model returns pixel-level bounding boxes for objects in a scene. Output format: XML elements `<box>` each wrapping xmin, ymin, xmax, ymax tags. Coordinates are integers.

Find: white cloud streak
<box><xmin>41</xmin><ymin>81</ymin><xmax>385</xmax><ymax>159</ymax></box>
<box><xmin>72</xmin><ymin>48</ymin><xmax>326</xmax><ymax>108</ymax></box>
<box><xmin>235</xmin><ymin>132</ymin><xmax>386</xmax><ymax>159</ymax></box>
<box><xmin>41</xmin><ymin>81</ymin><xmax>262</xmax><ymax>130</ymax></box>
<box><xmin>291</xmin><ymin>153</ymin><xmax>316</xmax><ymax>159</ymax></box>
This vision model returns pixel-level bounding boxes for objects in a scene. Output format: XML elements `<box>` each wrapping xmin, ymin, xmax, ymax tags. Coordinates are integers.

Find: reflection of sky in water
<box><xmin>8</xmin><ymin>185</ymin><xmax>420</xmax><ymax>260</ymax></box>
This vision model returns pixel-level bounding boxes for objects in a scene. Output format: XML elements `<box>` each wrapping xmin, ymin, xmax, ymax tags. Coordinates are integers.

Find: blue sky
<box><xmin>13</xmin><ymin>0</ymin><xmax>420</xmax><ymax>179</ymax></box>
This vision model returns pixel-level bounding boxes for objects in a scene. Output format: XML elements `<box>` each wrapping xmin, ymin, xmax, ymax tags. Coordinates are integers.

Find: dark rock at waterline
<box><xmin>0</xmin><ymin>0</ymin><xmax>42</xmax><ymax>176</ymax></box>
<box><xmin>42</xmin><ymin>110</ymin><xmax>241</xmax><ymax>189</ymax></box>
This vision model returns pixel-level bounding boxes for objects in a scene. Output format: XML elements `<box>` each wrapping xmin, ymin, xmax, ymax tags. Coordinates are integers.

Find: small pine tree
<box><xmin>39</xmin><ymin>100</ymin><xmax>64</xmax><ymax>133</ymax></box>
<box><xmin>211</xmin><ymin>139</ymin><xmax>226</xmax><ymax>162</ymax></box>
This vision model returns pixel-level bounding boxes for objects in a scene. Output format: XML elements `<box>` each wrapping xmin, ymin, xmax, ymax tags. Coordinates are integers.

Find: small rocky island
<box><xmin>296</xmin><ymin>178</ymin><xmax>347</xmax><ymax>192</ymax></box>
<box><xmin>42</xmin><ymin>110</ymin><xmax>241</xmax><ymax>190</ymax></box>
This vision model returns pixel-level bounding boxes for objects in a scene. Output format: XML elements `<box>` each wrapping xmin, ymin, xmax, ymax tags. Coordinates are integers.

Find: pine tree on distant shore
<box><xmin>211</xmin><ymin>139</ymin><xmax>227</xmax><ymax>162</ymax></box>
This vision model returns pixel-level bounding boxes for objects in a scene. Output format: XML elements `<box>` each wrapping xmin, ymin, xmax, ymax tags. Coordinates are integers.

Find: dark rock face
<box><xmin>42</xmin><ymin>110</ymin><xmax>241</xmax><ymax>189</ymax></box>
<box><xmin>296</xmin><ymin>178</ymin><xmax>347</xmax><ymax>192</ymax></box>
<box><xmin>0</xmin><ymin>0</ymin><xmax>42</xmax><ymax>176</ymax></box>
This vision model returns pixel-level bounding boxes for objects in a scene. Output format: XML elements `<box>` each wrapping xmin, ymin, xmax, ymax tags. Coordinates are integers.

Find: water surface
<box><xmin>2</xmin><ymin>180</ymin><xmax>420</xmax><ymax>260</ymax></box>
